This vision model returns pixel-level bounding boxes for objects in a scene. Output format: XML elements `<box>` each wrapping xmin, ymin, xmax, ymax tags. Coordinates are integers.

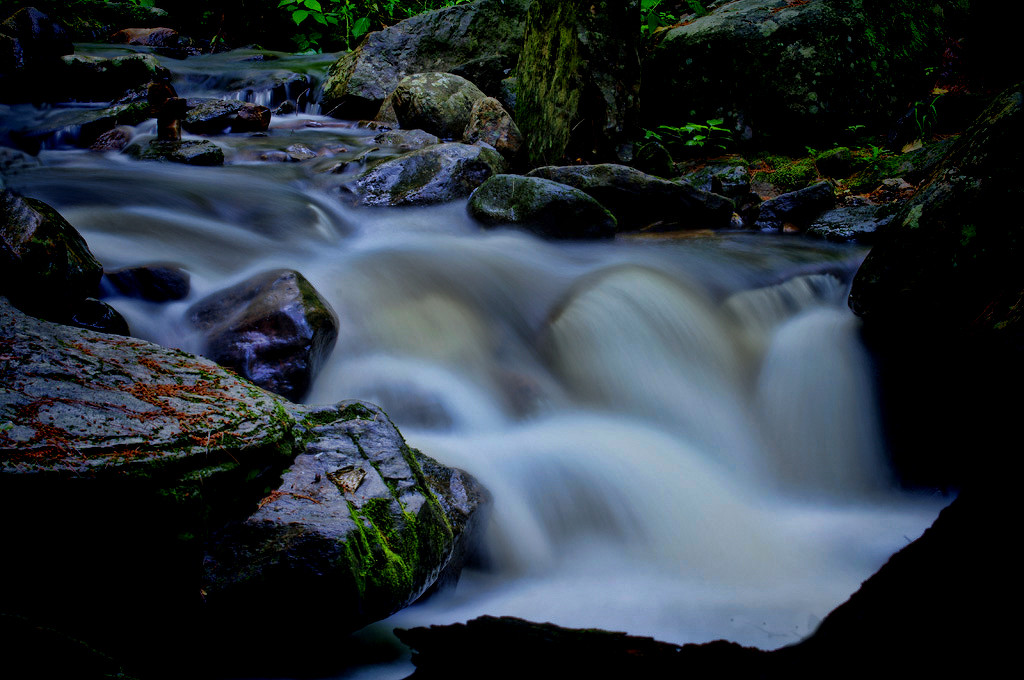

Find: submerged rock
<box><xmin>124</xmin><ymin>138</ymin><xmax>225</xmax><ymax>166</ymax></box>
<box><xmin>104</xmin><ymin>263</ymin><xmax>190</xmax><ymax>302</ymax></box>
<box><xmin>527</xmin><ymin>164</ymin><xmax>734</xmax><ymax>231</ymax></box>
<box><xmin>188</xmin><ymin>269</ymin><xmax>338</xmax><ymax>402</ymax></box>
<box><xmin>349</xmin><ymin>142</ymin><xmax>505</xmax><ymax>207</ymax></box>
<box><xmin>380</xmin><ymin>72</ymin><xmax>486</xmax><ymax>140</ymax></box>
<box><xmin>319</xmin><ymin>0</ymin><xmax>531</xmax><ymax>120</ymax></box>
<box><xmin>468</xmin><ymin>174</ymin><xmax>617</xmax><ymax>239</ymax></box>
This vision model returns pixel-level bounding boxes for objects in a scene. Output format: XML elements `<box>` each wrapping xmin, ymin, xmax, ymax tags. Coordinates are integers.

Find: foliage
<box><xmin>909</xmin><ymin>94</ymin><xmax>942</xmax><ymax>139</ymax></box>
<box><xmin>640</xmin><ymin>0</ymin><xmax>676</xmax><ymax>39</ymax></box>
<box><xmin>644</xmin><ymin>118</ymin><xmax>732</xmax><ymax>155</ymax></box>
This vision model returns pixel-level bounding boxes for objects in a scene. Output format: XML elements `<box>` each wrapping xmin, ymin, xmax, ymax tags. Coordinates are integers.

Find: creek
<box><xmin>0</xmin><ymin>45</ymin><xmax>948</xmax><ymax>679</ymax></box>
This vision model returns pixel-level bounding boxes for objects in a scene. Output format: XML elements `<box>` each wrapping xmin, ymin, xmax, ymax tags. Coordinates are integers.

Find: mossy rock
<box><xmin>468</xmin><ymin>174</ymin><xmax>617</xmax><ymax>239</ymax></box>
<box><xmin>124</xmin><ymin>138</ymin><xmax>225</xmax><ymax>166</ymax></box>
<box><xmin>751</xmin><ymin>154</ymin><xmax>821</xmax><ymax>192</ymax></box>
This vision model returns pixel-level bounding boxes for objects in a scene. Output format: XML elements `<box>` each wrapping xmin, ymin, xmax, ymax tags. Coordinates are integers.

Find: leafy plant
<box><xmin>646</xmin><ymin>118</ymin><xmax>732</xmax><ymax>154</ymax></box>
<box><xmin>910</xmin><ymin>94</ymin><xmax>942</xmax><ymax>139</ymax></box>
<box><xmin>640</xmin><ymin>0</ymin><xmax>676</xmax><ymax>39</ymax></box>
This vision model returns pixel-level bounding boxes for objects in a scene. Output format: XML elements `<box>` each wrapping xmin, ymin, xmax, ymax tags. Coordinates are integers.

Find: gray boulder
<box><xmin>468</xmin><ymin>174</ymin><xmax>617</xmax><ymax>240</ymax></box>
<box><xmin>319</xmin><ymin>0</ymin><xmax>532</xmax><ymax>120</ymax></box>
<box><xmin>754</xmin><ymin>181</ymin><xmax>835</xmax><ymax>232</ymax></box>
<box><xmin>349</xmin><ymin>142</ymin><xmax>505</xmax><ymax>207</ymax></box>
<box><xmin>644</xmin><ymin>0</ymin><xmax>967</xmax><ymax>143</ymax></box>
<box><xmin>188</xmin><ymin>269</ymin><xmax>339</xmax><ymax>402</ymax></box>
<box><xmin>379</xmin><ymin>72</ymin><xmax>486</xmax><ymax>140</ymax></box>
<box><xmin>527</xmin><ymin>164</ymin><xmax>734</xmax><ymax>231</ymax></box>
<box><xmin>374</xmin><ymin>128</ymin><xmax>441</xmax><ymax>153</ymax></box>
<box><xmin>183</xmin><ymin>98</ymin><xmax>271</xmax><ymax>135</ymax></box>
<box><xmin>805</xmin><ymin>205</ymin><xmax>891</xmax><ymax>244</ymax></box>
<box><xmin>516</xmin><ymin>0</ymin><xmax>641</xmax><ymax>165</ymax></box>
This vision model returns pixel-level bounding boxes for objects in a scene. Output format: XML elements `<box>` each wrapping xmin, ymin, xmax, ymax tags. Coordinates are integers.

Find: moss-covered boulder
<box><xmin>754</xmin><ymin>181</ymin><xmax>835</xmax><ymax>232</ymax></box>
<box><xmin>54</xmin><ymin>52</ymin><xmax>169</xmax><ymax>102</ymax></box>
<box><xmin>516</xmin><ymin>0</ymin><xmax>641</xmax><ymax>166</ymax></box>
<box><xmin>1</xmin><ymin>189</ymin><xmax>103</xmax><ymax>320</ymax></box>
<box><xmin>124</xmin><ymin>138</ymin><xmax>225</xmax><ymax>166</ymax></box>
<box><xmin>1</xmin><ymin>297</ymin><xmax>489</xmax><ymax>674</ymax></box>
<box><xmin>202</xmin><ymin>400</ymin><xmax>489</xmax><ymax>642</ymax></box>
<box><xmin>378</xmin><ymin>72</ymin><xmax>486</xmax><ymax>140</ymax></box>
<box><xmin>468</xmin><ymin>174</ymin><xmax>617</xmax><ymax>239</ymax></box>
<box><xmin>348</xmin><ymin>142</ymin><xmax>506</xmax><ymax>207</ymax></box>
<box><xmin>849</xmin><ymin>81</ymin><xmax>1024</xmax><ymax>342</ymax></box>
<box><xmin>644</xmin><ymin>0</ymin><xmax>968</xmax><ymax>143</ymax></box>
<box><xmin>188</xmin><ymin>269</ymin><xmax>339</xmax><ymax>403</ymax></box>
<box><xmin>527</xmin><ymin>164</ymin><xmax>734</xmax><ymax>231</ymax></box>
<box><xmin>319</xmin><ymin>0</ymin><xmax>532</xmax><ymax>120</ymax></box>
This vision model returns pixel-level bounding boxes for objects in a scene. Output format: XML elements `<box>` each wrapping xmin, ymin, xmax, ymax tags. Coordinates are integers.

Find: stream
<box><xmin>0</xmin><ymin>44</ymin><xmax>948</xmax><ymax>679</ymax></box>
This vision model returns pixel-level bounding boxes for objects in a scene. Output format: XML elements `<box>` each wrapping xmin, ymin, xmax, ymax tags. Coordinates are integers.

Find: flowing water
<box><xmin>1</xmin><ymin>45</ymin><xmax>948</xmax><ymax>678</ymax></box>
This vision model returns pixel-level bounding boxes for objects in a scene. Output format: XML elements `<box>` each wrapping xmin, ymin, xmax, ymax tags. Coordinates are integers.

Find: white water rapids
<box><xmin>0</xmin><ymin>45</ymin><xmax>948</xmax><ymax>678</ymax></box>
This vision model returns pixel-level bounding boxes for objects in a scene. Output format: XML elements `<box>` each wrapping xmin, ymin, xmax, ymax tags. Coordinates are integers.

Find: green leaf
<box><xmin>292</xmin><ymin>9</ymin><xmax>310</xmax><ymax>24</ymax></box>
<box><xmin>706</xmin><ymin>118</ymin><xmax>724</xmax><ymax>126</ymax></box>
<box><xmin>279</xmin><ymin>0</ymin><xmax>294</xmax><ymax>6</ymax></box>
<box><xmin>353</xmin><ymin>17</ymin><xmax>371</xmax><ymax>37</ymax></box>
<box><xmin>304</xmin><ymin>0</ymin><xmax>322</xmax><ymax>10</ymax></box>
<box><xmin>312</xmin><ymin>12</ymin><xmax>328</xmax><ymax>24</ymax></box>
<box><xmin>325</xmin><ymin>15</ymin><xmax>340</xmax><ymax>24</ymax></box>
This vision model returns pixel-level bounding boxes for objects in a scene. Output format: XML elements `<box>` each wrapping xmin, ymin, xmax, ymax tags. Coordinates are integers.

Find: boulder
<box><xmin>527</xmin><ymin>164</ymin><xmax>734</xmax><ymax>231</ymax></box>
<box><xmin>814</xmin><ymin>147</ymin><xmax>855</xmax><ymax>179</ymax></box>
<box><xmin>89</xmin><ymin>125</ymin><xmax>134</xmax><ymax>152</ymax></box>
<box><xmin>9</xmin><ymin>101</ymin><xmax>150</xmax><ymax>153</ymax></box>
<box><xmin>55</xmin><ymin>52</ymin><xmax>169</xmax><ymax>102</ymax></box>
<box><xmin>124</xmin><ymin>138</ymin><xmax>225</xmax><ymax>166</ymax></box>
<box><xmin>0</xmin><ymin>7</ymin><xmax>72</xmax><ymax>72</ymax></box>
<box><xmin>374</xmin><ymin>128</ymin><xmax>441</xmax><ymax>152</ymax></box>
<box><xmin>804</xmin><ymin>206</ymin><xmax>891</xmax><ymax>244</ymax></box>
<box><xmin>679</xmin><ymin>161</ymin><xmax>751</xmax><ymax>201</ymax></box>
<box><xmin>103</xmin><ymin>263</ymin><xmax>190</xmax><ymax>302</ymax></box>
<box><xmin>109</xmin><ymin>27</ymin><xmax>179</xmax><ymax>48</ymax></box>
<box><xmin>379</xmin><ymin>72</ymin><xmax>486</xmax><ymax>140</ymax></box>
<box><xmin>0</xmin><ymin>297</ymin><xmax>488</xmax><ymax>675</ymax></box>
<box><xmin>187</xmin><ymin>269</ymin><xmax>339</xmax><ymax>402</ymax></box>
<box><xmin>202</xmin><ymin>400</ymin><xmax>489</xmax><ymax>641</ymax></box>
<box><xmin>516</xmin><ymin>0</ymin><xmax>641</xmax><ymax>166</ymax></box>
<box><xmin>463</xmin><ymin>96</ymin><xmax>523</xmax><ymax>162</ymax></box>
<box><xmin>644</xmin><ymin>0</ymin><xmax>967</xmax><ymax>143</ymax></box>
<box><xmin>319</xmin><ymin>0</ymin><xmax>532</xmax><ymax>120</ymax></box>
<box><xmin>348</xmin><ymin>142</ymin><xmax>505</xmax><ymax>207</ymax></box>
<box><xmin>68</xmin><ymin>297</ymin><xmax>130</xmax><ymax>336</ymax></box>
<box><xmin>1</xmin><ymin>189</ymin><xmax>103</xmax><ymax>320</ymax></box>
<box><xmin>468</xmin><ymin>174</ymin><xmax>617</xmax><ymax>239</ymax></box>
<box><xmin>849</xmin><ymin>81</ymin><xmax>1024</xmax><ymax>342</ymax></box>
<box><xmin>754</xmin><ymin>181</ymin><xmax>835</xmax><ymax>232</ymax></box>
<box><xmin>183</xmin><ymin>98</ymin><xmax>271</xmax><ymax>135</ymax></box>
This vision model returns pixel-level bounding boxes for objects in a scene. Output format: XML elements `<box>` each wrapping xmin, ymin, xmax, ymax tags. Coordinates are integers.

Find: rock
<box><xmin>448</xmin><ymin>54</ymin><xmax>514</xmax><ymax>100</ymax></box>
<box><xmin>124</xmin><ymin>138</ymin><xmax>225</xmax><ymax>166</ymax></box>
<box><xmin>68</xmin><ymin>297</ymin><xmax>130</xmax><ymax>335</ymax></box>
<box><xmin>1</xmin><ymin>297</ymin><xmax>487</xmax><ymax>675</ymax></box>
<box><xmin>644</xmin><ymin>0</ymin><xmax>966</xmax><ymax>143</ymax></box>
<box><xmin>319</xmin><ymin>0</ymin><xmax>532</xmax><ymax>120</ymax></box>
<box><xmin>183</xmin><ymin>98</ymin><xmax>271</xmax><ymax>135</ymax></box>
<box><xmin>56</xmin><ymin>52</ymin><xmax>170</xmax><ymax>102</ymax></box>
<box><xmin>468</xmin><ymin>174</ymin><xmax>617</xmax><ymax>239</ymax></box>
<box><xmin>374</xmin><ymin>128</ymin><xmax>441</xmax><ymax>152</ymax></box>
<box><xmin>202</xmin><ymin>400</ymin><xmax>489</xmax><ymax>641</ymax></box>
<box><xmin>0</xmin><ymin>7</ymin><xmax>72</xmax><ymax>72</ymax></box>
<box><xmin>516</xmin><ymin>0</ymin><xmax>641</xmax><ymax>166</ymax></box>
<box><xmin>804</xmin><ymin>206</ymin><xmax>892</xmax><ymax>244</ymax></box>
<box><xmin>463</xmin><ymin>96</ymin><xmax>523</xmax><ymax>162</ymax></box>
<box><xmin>187</xmin><ymin>269</ymin><xmax>339</xmax><ymax>402</ymax></box>
<box><xmin>349</xmin><ymin>142</ymin><xmax>505</xmax><ymax>207</ymax></box>
<box><xmin>285</xmin><ymin>144</ymin><xmax>317</xmax><ymax>161</ymax></box>
<box><xmin>814</xmin><ymin>147</ymin><xmax>855</xmax><ymax>178</ymax></box>
<box><xmin>754</xmin><ymin>181</ymin><xmax>835</xmax><ymax>232</ymax></box>
<box><xmin>89</xmin><ymin>125</ymin><xmax>133</xmax><ymax>152</ymax></box>
<box><xmin>527</xmin><ymin>164</ymin><xmax>734</xmax><ymax>232</ymax></box>
<box><xmin>849</xmin><ymin>81</ymin><xmax>1024</xmax><ymax>342</ymax></box>
<box><xmin>633</xmin><ymin>140</ymin><xmax>674</xmax><ymax>178</ymax></box>
<box><xmin>679</xmin><ymin>161</ymin><xmax>751</xmax><ymax>201</ymax></box>
<box><xmin>103</xmin><ymin>263</ymin><xmax>190</xmax><ymax>302</ymax></box>
<box><xmin>109</xmin><ymin>27</ymin><xmax>179</xmax><ymax>48</ymax></box>
<box><xmin>1</xmin><ymin>190</ymin><xmax>103</xmax><ymax>320</ymax></box>
<box><xmin>0</xmin><ymin>146</ymin><xmax>41</xmax><ymax>176</ymax></box>
<box><xmin>379</xmin><ymin>72</ymin><xmax>486</xmax><ymax>141</ymax></box>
